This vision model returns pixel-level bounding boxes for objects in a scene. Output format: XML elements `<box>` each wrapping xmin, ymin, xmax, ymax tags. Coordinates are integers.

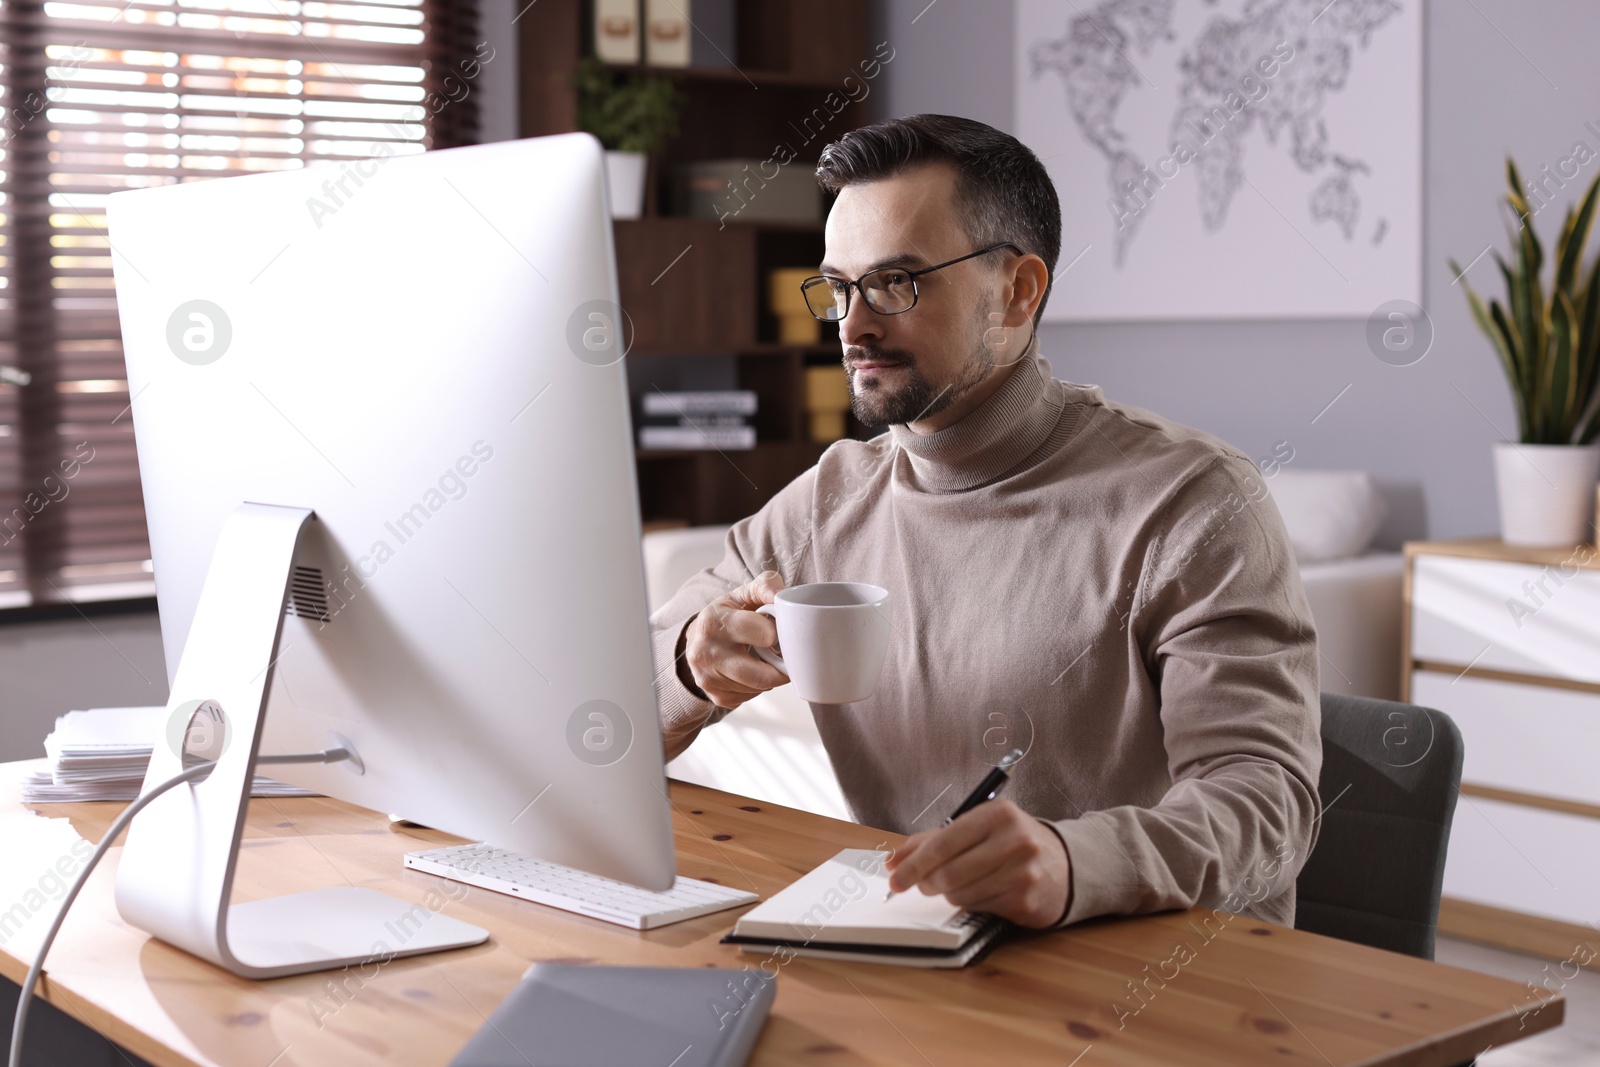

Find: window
<box><xmin>0</xmin><ymin>0</ymin><xmax>481</xmax><ymax>609</ymax></box>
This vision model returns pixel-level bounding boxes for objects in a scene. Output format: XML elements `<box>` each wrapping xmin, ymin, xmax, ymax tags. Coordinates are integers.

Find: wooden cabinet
<box><xmin>517</xmin><ymin>0</ymin><xmax>873</xmax><ymax>527</ymax></box>
<box><xmin>611</xmin><ymin>219</ymin><xmax>758</xmax><ymax>353</ymax></box>
<box><xmin>1403</xmin><ymin>538</ymin><xmax>1600</xmax><ymax>955</ymax></box>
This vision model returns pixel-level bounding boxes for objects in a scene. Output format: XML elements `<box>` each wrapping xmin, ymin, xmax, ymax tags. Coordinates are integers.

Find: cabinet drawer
<box><xmin>1411</xmin><ymin>554</ymin><xmax>1600</xmax><ymax>683</ymax></box>
<box><xmin>1443</xmin><ymin>794</ymin><xmax>1600</xmax><ymax>928</ymax></box>
<box><xmin>1411</xmin><ymin>669</ymin><xmax>1600</xmax><ymax>806</ymax></box>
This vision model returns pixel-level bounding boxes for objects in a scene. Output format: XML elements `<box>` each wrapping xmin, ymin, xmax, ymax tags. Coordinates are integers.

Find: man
<box><xmin>650</xmin><ymin>114</ymin><xmax>1321</xmax><ymax>931</ymax></box>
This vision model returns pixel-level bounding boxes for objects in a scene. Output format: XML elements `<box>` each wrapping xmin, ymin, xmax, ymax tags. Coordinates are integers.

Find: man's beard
<box><xmin>845</xmin><ymin>351</ymin><xmax>948</xmax><ymax>427</ymax></box>
<box><xmin>844</xmin><ymin>310</ymin><xmax>995</xmax><ymax>427</ymax></box>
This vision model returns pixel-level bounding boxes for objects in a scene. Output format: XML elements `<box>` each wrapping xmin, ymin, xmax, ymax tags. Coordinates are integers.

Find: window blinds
<box><xmin>0</xmin><ymin>0</ymin><xmax>480</xmax><ymax>608</ymax></box>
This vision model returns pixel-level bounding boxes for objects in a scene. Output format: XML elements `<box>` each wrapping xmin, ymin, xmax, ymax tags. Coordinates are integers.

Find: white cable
<box><xmin>7</xmin><ymin>746</ymin><xmax>351</xmax><ymax>1067</ymax></box>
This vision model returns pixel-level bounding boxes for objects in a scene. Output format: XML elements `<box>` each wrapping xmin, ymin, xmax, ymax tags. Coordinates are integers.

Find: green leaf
<box><xmin>1460</xmin><ymin>158</ymin><xmax>1600</xmax><ymax>444</ymax></box>
<box><xmin>1464</xmin><ymin>285</ymin><xmax>1516</xmax><ymax>377</ymax></box>
<box><xmin>1505</xmin><ymin>165</ymin><xmax>1546</xmax><ymax>394</ymax></box>
<box><xmin>1546</xmin><ymin>289</ymin><xmax>1578</xmax><ymax>438</ymax></box>
<box><xmin>1507</xmin><ymin>157</ymin><xmax>1528</xmax><ymax>209</ymax></box>
<box><xmin>1507</xmin><ymin>159</ymin><xmax>1544</xmax><ymax>278</ymax></box>
<box><xmin>1510</xmin><ymin>220</ymin><xmax>1548</xmax><ymax>435</ymax></box>
<box><xmin>1488</xmin><ymin>298</ymin><xmax>1533</xmax><ymax>439</ymax></box>
<box><xmin>1492</xmin><ymin>254</ymin><xmax>1527</xmax><ymax>366</ymax></box>
<box><xmin>1561</xmin><ymin>268</ymin><xmax>1600</xmax><ymax>428</ymax></box>
<box><xmin>1498</xmin><ymin>247</ymin><xmax>1544</xmax><ymax>434</ymax></box>
<box><xmin>1582</xmin><ymin>260</ymin><xmax>1600</xmax><ymax>371</ymax></box>
<box><xmin>1556</xmin><ymin>171</ymin><xmax>1600</xmax><ymax>295</ymax></box>
<box><xmin>1569</xmin><ymin>263</ymin><xmax>1600</xmax><ymax>440</ymax></box>
<box><xmin>1515</xmin><ymin>203</ymin><xmax>1547</xmax><ymax>334</ymax></box>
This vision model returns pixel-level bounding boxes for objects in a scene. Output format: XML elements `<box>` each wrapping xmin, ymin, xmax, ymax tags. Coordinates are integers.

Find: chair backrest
<box><xmin>1294</xmin><ymin>693</ymin><xmax>1464</xmax><ymax>960</ymax></box>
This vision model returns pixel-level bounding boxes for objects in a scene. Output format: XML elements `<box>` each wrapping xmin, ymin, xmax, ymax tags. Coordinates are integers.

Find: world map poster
<box><xmin>1015</xmin><ymin>0</ymin><xmax>1421</xmax><ymax>321</ymax></box>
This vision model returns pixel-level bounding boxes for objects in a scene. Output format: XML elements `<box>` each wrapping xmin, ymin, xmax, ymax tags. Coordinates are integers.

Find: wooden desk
<box><xmin>0</xmin><ymin>760</ymin><xmax>1561</xmax><ymax>1066</ymax></box>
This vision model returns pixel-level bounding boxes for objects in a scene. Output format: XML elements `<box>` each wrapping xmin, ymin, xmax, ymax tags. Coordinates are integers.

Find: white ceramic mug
<box><xmin>752</xmin><ymin>582</ymin><xmax>891</xmax><ymax>704</ymax></box>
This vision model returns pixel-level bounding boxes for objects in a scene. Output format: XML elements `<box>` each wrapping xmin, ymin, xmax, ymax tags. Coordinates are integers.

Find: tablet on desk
<box><xmin>449</xmin><ymin>963</ymin><xmax>775</xmax><ymax>1067</ymax></box>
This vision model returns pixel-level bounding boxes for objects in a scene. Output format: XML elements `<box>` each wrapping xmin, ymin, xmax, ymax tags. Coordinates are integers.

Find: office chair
<box><xmin>1294</xmin><ymin>692</ymin><xmax>1465</xmax><ymax>961</ymax></box>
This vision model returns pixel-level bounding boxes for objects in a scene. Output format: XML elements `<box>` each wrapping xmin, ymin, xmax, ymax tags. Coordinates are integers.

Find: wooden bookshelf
<box><xmin>518</xmin><ymin>0</ymin><xmax>871</xmax><ymax>526</ymax></box>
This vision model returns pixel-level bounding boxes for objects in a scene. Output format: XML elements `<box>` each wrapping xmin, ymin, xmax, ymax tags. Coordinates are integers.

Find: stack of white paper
<box><xmin>22</xmin><ymin>706</ymin><xmax>318</xmax><ymax>803</ymax></box>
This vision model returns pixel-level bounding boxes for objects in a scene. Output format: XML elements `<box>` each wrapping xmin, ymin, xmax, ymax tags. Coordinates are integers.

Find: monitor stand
<box><xmin>114</xmin><ymin>502</ymin><xmax>488</xmax><ymax>979</ymax></box>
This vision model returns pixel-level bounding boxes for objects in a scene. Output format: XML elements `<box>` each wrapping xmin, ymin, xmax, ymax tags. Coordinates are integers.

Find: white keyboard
<box><xmin>404</xmin><ymin>843</ymin><xmax>759</xmax><ymax>930</ymax></box>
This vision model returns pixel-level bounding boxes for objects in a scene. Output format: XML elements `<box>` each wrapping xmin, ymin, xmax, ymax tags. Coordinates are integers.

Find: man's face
<box><xmin>820</xmin><ymin>163</ymin><xmax>1020</xmax><ymax>430</ymax></box>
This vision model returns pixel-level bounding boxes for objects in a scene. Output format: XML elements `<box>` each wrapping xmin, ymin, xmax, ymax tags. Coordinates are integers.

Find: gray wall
<box><xmin>872</xmin><ymin>0</ymin><xmax>1600</xmax><ymax>544</ymax></box>
<box><xmin>0</xmin><ymin>611</ymin><xmax>166</xmax><ymax>762</ymax></box>
<box><xmin>477</xmin><ymin>0</ymin><xmax>522</xmax><ymax>145</ymax></box>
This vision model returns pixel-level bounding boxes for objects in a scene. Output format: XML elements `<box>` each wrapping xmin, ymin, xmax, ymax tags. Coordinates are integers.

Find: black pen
<box><xmin>944</xmin><ymin>764</ymin><xmax>1011</xmax><ymax>824</ymax></box>
<box><xmin>884</xmin><ymin>748</ymin><xmax>1022</xmax><ymax>901</ymax></box>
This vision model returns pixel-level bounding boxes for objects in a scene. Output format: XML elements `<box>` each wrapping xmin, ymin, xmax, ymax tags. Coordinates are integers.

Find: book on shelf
<box><xmin>638</xmin><ymin>391</ymin><xmax>757</xmax><ymax>449</ymax></box>
<box><xmin>640</xmin><ymin>390</ymin><xmax>758</xmax><ymax>417</ymax></box>
<box><xmin>638</xmin><ymin>422</ymin><xmax>756</xmax><ymax>451</ymax></box>
<box><xmin>720</xmin><ymin>849</ymin><xmax>1010</xmax><ymax>969</ymax></box>
<box><xmin>22</xmin><ymin>706</ymin><xmax>318</xmax><ymax>804</ymax></box>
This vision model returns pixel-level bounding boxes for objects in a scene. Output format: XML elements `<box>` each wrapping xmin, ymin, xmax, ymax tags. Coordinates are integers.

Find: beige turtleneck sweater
<box><xmin>650</xmin><ymin>356</ymin><xmax>1322</xmax><ymax>927</ymax></box>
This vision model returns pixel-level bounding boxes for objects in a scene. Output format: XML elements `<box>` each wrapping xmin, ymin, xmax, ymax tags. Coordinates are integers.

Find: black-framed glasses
<box><xmin>800</xmin><ymin>242</ymin><xmax>1024</xmax><ymax>323</ymax></box>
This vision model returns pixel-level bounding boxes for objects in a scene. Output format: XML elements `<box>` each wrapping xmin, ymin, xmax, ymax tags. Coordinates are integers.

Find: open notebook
<box><xmin>722</xmin><ymin>849</ymin><xmax>1008</xmax><ymax>968</ymax></box>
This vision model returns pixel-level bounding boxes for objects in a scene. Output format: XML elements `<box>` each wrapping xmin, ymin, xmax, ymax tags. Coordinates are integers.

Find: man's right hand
<box><xmin>681</xmin><ymin>571</ymin><xmax>790</xmax><ymax>709</ymax></box>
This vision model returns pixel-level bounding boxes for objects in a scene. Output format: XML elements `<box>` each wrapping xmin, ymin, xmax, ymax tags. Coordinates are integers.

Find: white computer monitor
<box><xmin>104</xmin><ymin>133</ymin><xmax>675</xmax><ymax>977</ymax></box>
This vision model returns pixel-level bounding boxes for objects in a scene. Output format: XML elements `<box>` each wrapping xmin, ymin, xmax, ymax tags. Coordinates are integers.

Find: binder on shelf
<box><xmin>594</xmin><ymin>0</ymin><xmax>641</xmax><ymax>64</ymax></box>
<box><xmin>644</xmin><ymin>0</ymin><xmax>691</xmax><ymax>67</ymax></box>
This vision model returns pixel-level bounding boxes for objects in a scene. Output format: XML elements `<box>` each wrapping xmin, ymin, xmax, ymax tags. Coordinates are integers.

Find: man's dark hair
<box><xmin>815</xmin><ymin>114</ymin><xmax>1062</xmax><ymax>324</ymax></box>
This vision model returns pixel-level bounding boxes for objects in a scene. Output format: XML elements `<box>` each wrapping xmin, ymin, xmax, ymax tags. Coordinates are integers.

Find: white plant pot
<box><xmin>604</xmin><ymin>150</ymin><xmax>648</xmax><ymax>220</ymax></box>
<box><xmin>1493</xmin><ymin>441</ymin><xmax>1600</xmax><ymax>547</ymax></box>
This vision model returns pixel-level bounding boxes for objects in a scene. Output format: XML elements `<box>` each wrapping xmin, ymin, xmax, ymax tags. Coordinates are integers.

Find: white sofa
<box><xmin>650</xmin><ymin>469</ymin><xmax>1403</xmax><ymax>821</ymax></box>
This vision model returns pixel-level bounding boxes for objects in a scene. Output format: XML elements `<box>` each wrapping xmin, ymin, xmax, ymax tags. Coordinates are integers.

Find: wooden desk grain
<box><xmin>0</xmin><ymin>760</ymin><xmax>1561</xmax><ymax>1066</ymax></box>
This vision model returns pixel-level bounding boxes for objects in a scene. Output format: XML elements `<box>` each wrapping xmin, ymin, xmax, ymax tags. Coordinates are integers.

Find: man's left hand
<box><xmin>883</xmin><ymin>799</ymin><xmax>1072</xmax><ymax>929</ymax></box>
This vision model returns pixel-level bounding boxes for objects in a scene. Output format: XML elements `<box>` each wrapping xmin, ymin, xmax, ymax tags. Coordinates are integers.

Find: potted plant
<box><xmin>572</xmin><ymin>57</ymin><xmax>683</xmax><ymax>220</ymax></box>
<box><xmin>1451</xmin><ymin>160</ymin><xmax>1600</xmax><ymax>547</ymax></box>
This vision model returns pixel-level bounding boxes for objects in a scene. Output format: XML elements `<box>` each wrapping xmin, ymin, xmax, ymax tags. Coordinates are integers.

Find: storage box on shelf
<box><xmin>1403</xmin><ymin>537</ymin><xmax>1600</xmax><ymax>956</ymax></box>
<box><xmin>518</xmin><ymin>0</ymin><xmax>871</xmax><ymax>527</ymax></box>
